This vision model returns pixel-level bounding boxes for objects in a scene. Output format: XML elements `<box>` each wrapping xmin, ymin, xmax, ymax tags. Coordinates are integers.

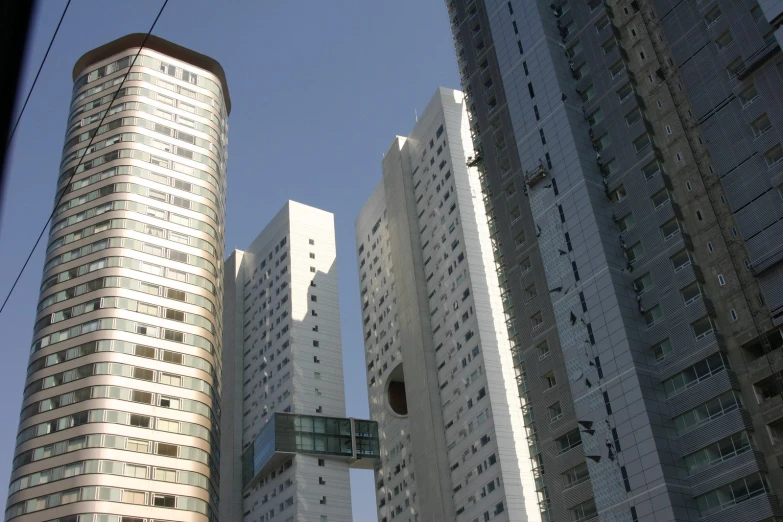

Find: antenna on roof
<box><xmin>415</xmin><ymin>109</ymin><xmax>418</xmax><ymax>122</ymax></box>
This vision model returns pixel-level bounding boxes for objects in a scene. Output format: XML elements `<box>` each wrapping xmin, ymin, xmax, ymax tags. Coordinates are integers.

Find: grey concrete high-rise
<box><xmin>446</xmin><ymin>0</ymin><xmax>783</xmax><ymax>521</ymax></box>
<box><xmin>6</xmin><ymin>35</ymin><xmax>229</xmax><ymax>521</ymax></box>
<box><xmin>355</xmin><ymin>87</ymin><xmax>539</xmax><ymax>522</ymax></box>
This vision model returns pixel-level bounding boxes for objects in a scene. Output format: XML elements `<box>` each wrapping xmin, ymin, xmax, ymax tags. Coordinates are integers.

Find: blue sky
<box><xmin>0</xmin><ymin>1</ymin><xmax>458</xmax><ymax>518</ymax></box>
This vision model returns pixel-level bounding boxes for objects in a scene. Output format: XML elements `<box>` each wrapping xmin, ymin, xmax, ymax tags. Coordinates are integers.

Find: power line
<box><xmin>6</xmin><ymin>0</ymin><xmax>72</xmax><ymax>147</ymax></box>
<box><xmin>0</xmin><ymin>0</ymin><xmax>170</xmax><ymax>315</ymax></box>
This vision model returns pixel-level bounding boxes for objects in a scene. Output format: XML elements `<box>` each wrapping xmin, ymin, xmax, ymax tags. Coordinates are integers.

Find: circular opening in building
<box><xmin>386</xmin><ymin>364</ymin><xmax>408</xmax><ymax>416</ymax></box>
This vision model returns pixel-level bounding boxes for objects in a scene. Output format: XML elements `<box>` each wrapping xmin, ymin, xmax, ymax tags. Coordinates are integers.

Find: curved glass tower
<box><xmin>6</xmin><ymin>34</ymin><xmax>229</xmax><ymax>522</ymax></box>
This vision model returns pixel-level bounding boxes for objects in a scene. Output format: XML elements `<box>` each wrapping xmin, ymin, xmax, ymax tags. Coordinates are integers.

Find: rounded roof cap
<box><xmin>73</xmin><ymin>33</ymin><xmax>231</xmax><ymax>114</ymax></box>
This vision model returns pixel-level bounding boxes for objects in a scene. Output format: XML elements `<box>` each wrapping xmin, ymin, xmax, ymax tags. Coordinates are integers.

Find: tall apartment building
<box><xmin>355</xmin><ymin>87</ymin><xmax>540</xmax><ymax>522</ymax></box>
<box><xmin>221</xmin><ymin>201</ymin><xmax>379</xmax><ymax>522</ymax></box>
<box><xmin>447</xmin><ymin>0</ymin><xmax>783</xmax><ymax>521</ymax></box>
<box><xmin>6</xmin><ymin>35</ymin><xmax>229</xmax><ymax>521</ymax></box>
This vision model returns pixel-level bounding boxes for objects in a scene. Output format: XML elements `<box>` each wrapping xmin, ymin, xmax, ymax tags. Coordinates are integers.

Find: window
<box><xmin>727</xmin><ymin>57</ymin><xmax>744</xmax><ymax>79</ymax></box>
<box><xmin>609</xmin><ymin>184</ymin><xmax>627</xmax><ymax>204</ymax></box>
<box><xmin>537</xmin><ymin>340</ymin><xmax>550</xmax><ymax>360</ymax></box>
<box><xmin>644</xmin><ymin>305</ymin><xmax>663</xmax><ymax>327</ymax></box>
<box><xmin>609</xmin><ymin>59</ymin><xmax>625</xmax><ymax>78</ymax></box>
<box><xmin>549</xmin><ymin>402</ymin><xmax>563</xmax><ymax>422</ymax></box>
<box><xmin>563</xmin><ymin>462</ymin><xmax>590</xmax><ymax>489</ymax></box>
<box><xmin>739</xmin><ymin>84</ymin><xmax>759</xmax><ymax>106</ymax></box>
<box><xmin>634</xmin><ymin>272</ymin><xmax>653</xmax><ymax>294</ymax></box>
<box><xmin>543</xmin><ymin>371</ymin><xmax>557</xmax><ymax>389</ymax></box>
<box><xmin>764</xmin><ymin>144</ymin><xmax>783</xmax><ymax>167</ymax></box>
<box><xmin>579</xmin><ymin>84</ymin><xmax>596</xmax><ymax>103</ymax></box>
<box><xmin>704</xmin><ymin>6</ymin><xmax>722</xmax><ymax>26</ymax></box>
<box><xmin>569</xmin><ymin>499</ymin><xmax>597</xmax><ymax>522</ymax></box>
<box><xmin>555</xmin><ymin>429</ymin><xmax>582</xmax><ymax>454</ymax></box>
<box><xmin>127</xmin><ymin>439</ymin><xmax>149</xmax><ymax>453</ymax></box>
<box><xmin>625</xmin><ymin>108</ymin><xmax>642</xmax><ymax>126</ymax></box>
<box><xmin>525</xmin><ymin>284</ymin><xmax>537</xmax><ymax>301</ymax></box>
<box><xmin>663</xmin><ymin>352</ymin><xmax>728</xmax><ymax>397</ymax></box>
<box><xmin>671</xmin><ymin>249</ymin><xmax>691</xmax><ymax>271</ymax></box>
<box><xmin>692</xmin><ymin>316</ymin><xmax>715</xmax><ymax>340</ymax></box>
<box><xmin>154</xmin><ymin>468</ymin><xmax>177</xmax><ymax>482</ymax></box>
<box><xmin>587</xmin><ymin>108</ymin><xmax>603</xmax><ymax>127</ymax></box>
<box><xmin>618</xmin><ymin>213</ymin><xmax>635</xmax><ymax>232</ymax></box>
<box><xmin>531</xmin><ymin>312</ymin><xmax>543</xmax><ymax>328</ymax></box>
<box><xmin>515</xmin><ymin>231</ymin><xmax>526</xmax><ymax>247</ymax></box>
<box><xmin>674</xmin><ymin>391</ymin><xmax>743</xmax><ymax>434</ymax></box>
<box><xmin>651</xmin><ymin>189</ymin><xmax>669</xmax><ymax>209</ymax></box>
<box><xmin>681</xmin><ymin>283</ymin><xmax>702</xmax><ymax>305</ymax></box>
<box><xmin>123</xmin><ymin>490</ymin><xmax>147</xmax><ymax>505</ymax></box>
<box><xmin>602</xmin><ymin>37</ymin><xmax>617</xmax><ymax>55</ymax></box>
<box><xmin>633</xmin><ymin>133</ymin><xmax>652</xmax><ymax>153</ymax></box>
<box><xmin>566</xmin><ymin>41</ymin><xmax>582</xmax><ymax>59</ymax></box>
<box><xmin>661</xmin><ymin>218</ymin><xmax>681</xmax><ymax>240</ymax></box>
<box><xmin>617</xmin><ymin>82</ymin><xmax>633</xmax><ymax>102</ymax></box>
<box><xmin>153</xmin><ymin>494</ymin><xmax>176</xmax><ymax>507</ymax></box>
<box><xmin>626</xmin><ymin>242</ymin><xmax>644</xmax><ymax>264</ymax></box>
<box><xmin>652</xmin><ymin>339</ymin><xmax>672</xmax><ymax>361</ymax></box>
<box><xmin>718</xmin><ymin>274</ymin><xmax>726</xmax><ymax>286</ymax></box>
<box><xmin>685</xmin><ymin>431</ymin><xmax>754</xmax><ymax>474</ymax></box>
<box><xmin>696</xmin><ymin>473</ymin><xmax>769</xmax><ymax>517</ymax></box>
<box><xmin>751</xmin><ymin>114</ymin><xmax>773</xmax><ymax>137</ymax></box>
<box><xmin>715</xmin><ymin>31</ymin><xmax>733</xmax><ymax>51</ymax></box>
<box><xmin>124</xmin><ymin>464</ymin><xmax>147</xmax><ymax>478</ymax></box>
<box><xmin>318</xmin><ymin>458</ymin><xmax>325</xmax><ymax>466</ymax></box>
<box><xmin>751</xmin><ymin>3</ymin><xmax>764</xmax><ymax>20</ymax></box>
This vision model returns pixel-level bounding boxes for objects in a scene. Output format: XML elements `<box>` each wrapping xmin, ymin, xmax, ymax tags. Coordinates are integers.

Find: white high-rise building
<box><xmin>355</xmin><ymin>88</ymin><xmax>539</xmax><ymax>522</ymax></box>
<box><xmin>221</xmin><ymin>201</ymin><xmax>378</xmax><ymax>522</ymax></box>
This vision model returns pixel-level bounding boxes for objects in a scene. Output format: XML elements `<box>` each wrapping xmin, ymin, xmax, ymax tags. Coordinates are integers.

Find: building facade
<box><xmin>7</xmin><ymin>35</ymin><xmax>229</xmax><ymax>521</ymax></box>
<box><xmin>221</xmin><ymin>201</ymin><xmax>378</xmax><ymax>522</ymax></box>
<box><xmin>447</xmin><ymin>0</ymin><xmax>783</xmax><ymax>521</ymax></box>
<box><xmin>355</xmin><ymin>87</ymin><xmax>540</xmax><ymax>522</ymax></box>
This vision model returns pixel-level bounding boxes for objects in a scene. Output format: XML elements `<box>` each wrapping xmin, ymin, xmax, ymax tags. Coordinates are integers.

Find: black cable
<box><xmin>6</xmin><ymin>0</ymin><xmax>72</xmax><ymax>147</ymax></box>
<box><xmin>0</xmin><ymin>0</ymin><xmax>169</xmax><ymax>315</ymax></box>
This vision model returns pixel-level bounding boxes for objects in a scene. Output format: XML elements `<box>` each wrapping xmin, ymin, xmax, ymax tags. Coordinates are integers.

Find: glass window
<box><xmin>562</xmin><ymin>462</ymin><xmax>590</xmax><ymax>488</ymax></box>
<box><xmin>715</xmin><ymin>31</ymin><xmax>733</xmax><ymax>51</ymax></box>
<box><xmin>652</xmin><ymin>339</ymin><xmax>672</xmax><ymax>361</ymax></box>
<box><xmin>548</xmin><ymin>402</ymin><xmax>563</xmax><ymax>422</ymax></box>
<box><xmin>661</xmin><ymin>218</ymin><xmax>681</xmax><ymax>240</ymax></box>
<box><xmin>704</xmin><ymin>6</ymin><xmax>721</xmax><ymax>26</ymax></box>
<box><xmin>644</xmin><ymin>305</ymin><xmax>663</xmax><ymax>327</ymax></box>
<box><xmin>556</xmin><ymin>429</ymin><xmax>582</xmax><ymax>454</ymax></box>
<box><xmin>739</xmin><ymin>84</ymin><xmax>760</xmax><ymax>107</ymax></box>
<box><xmin>751</xmin><ymin>113</ymin><xmax>773</xmax><ymax>137</ymax></box>
<box><xmin>651</xmin><ymin>189</ymin><xmax>669</xmax><ymax>209</ymax></box>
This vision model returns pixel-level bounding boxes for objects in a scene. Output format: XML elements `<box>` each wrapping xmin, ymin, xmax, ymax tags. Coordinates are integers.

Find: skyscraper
<box><xmin>6</xmin><ymin>35</ymin><xmax>229</xmax><ymax>521</ymax></box>
<box><xmin>447</xmin><ymin>0</ymin><xmax>783</xmax><ymax>521</ymax></box>
<box><xmin>355</xmin><ymin>87</ymin><xmax>539</xmax><ymax>522</ymax></box>
<box><xmin>221</xmin><ymin>201</ymin><xmax>379</xmax><ymax>522</ymax></box>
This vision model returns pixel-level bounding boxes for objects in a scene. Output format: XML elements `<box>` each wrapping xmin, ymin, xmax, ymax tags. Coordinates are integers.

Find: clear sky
<box><xmin>0</xmin><ymin>1</ymin><xmax>459</xmax><ymax>518</ymax></box>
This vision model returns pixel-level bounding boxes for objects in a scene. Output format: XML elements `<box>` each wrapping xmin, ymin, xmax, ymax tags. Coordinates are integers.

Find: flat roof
<box><xmin>73</xmin><ymin>33</ymin><xmax>231</xmax><ymax>114</ymax></box>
